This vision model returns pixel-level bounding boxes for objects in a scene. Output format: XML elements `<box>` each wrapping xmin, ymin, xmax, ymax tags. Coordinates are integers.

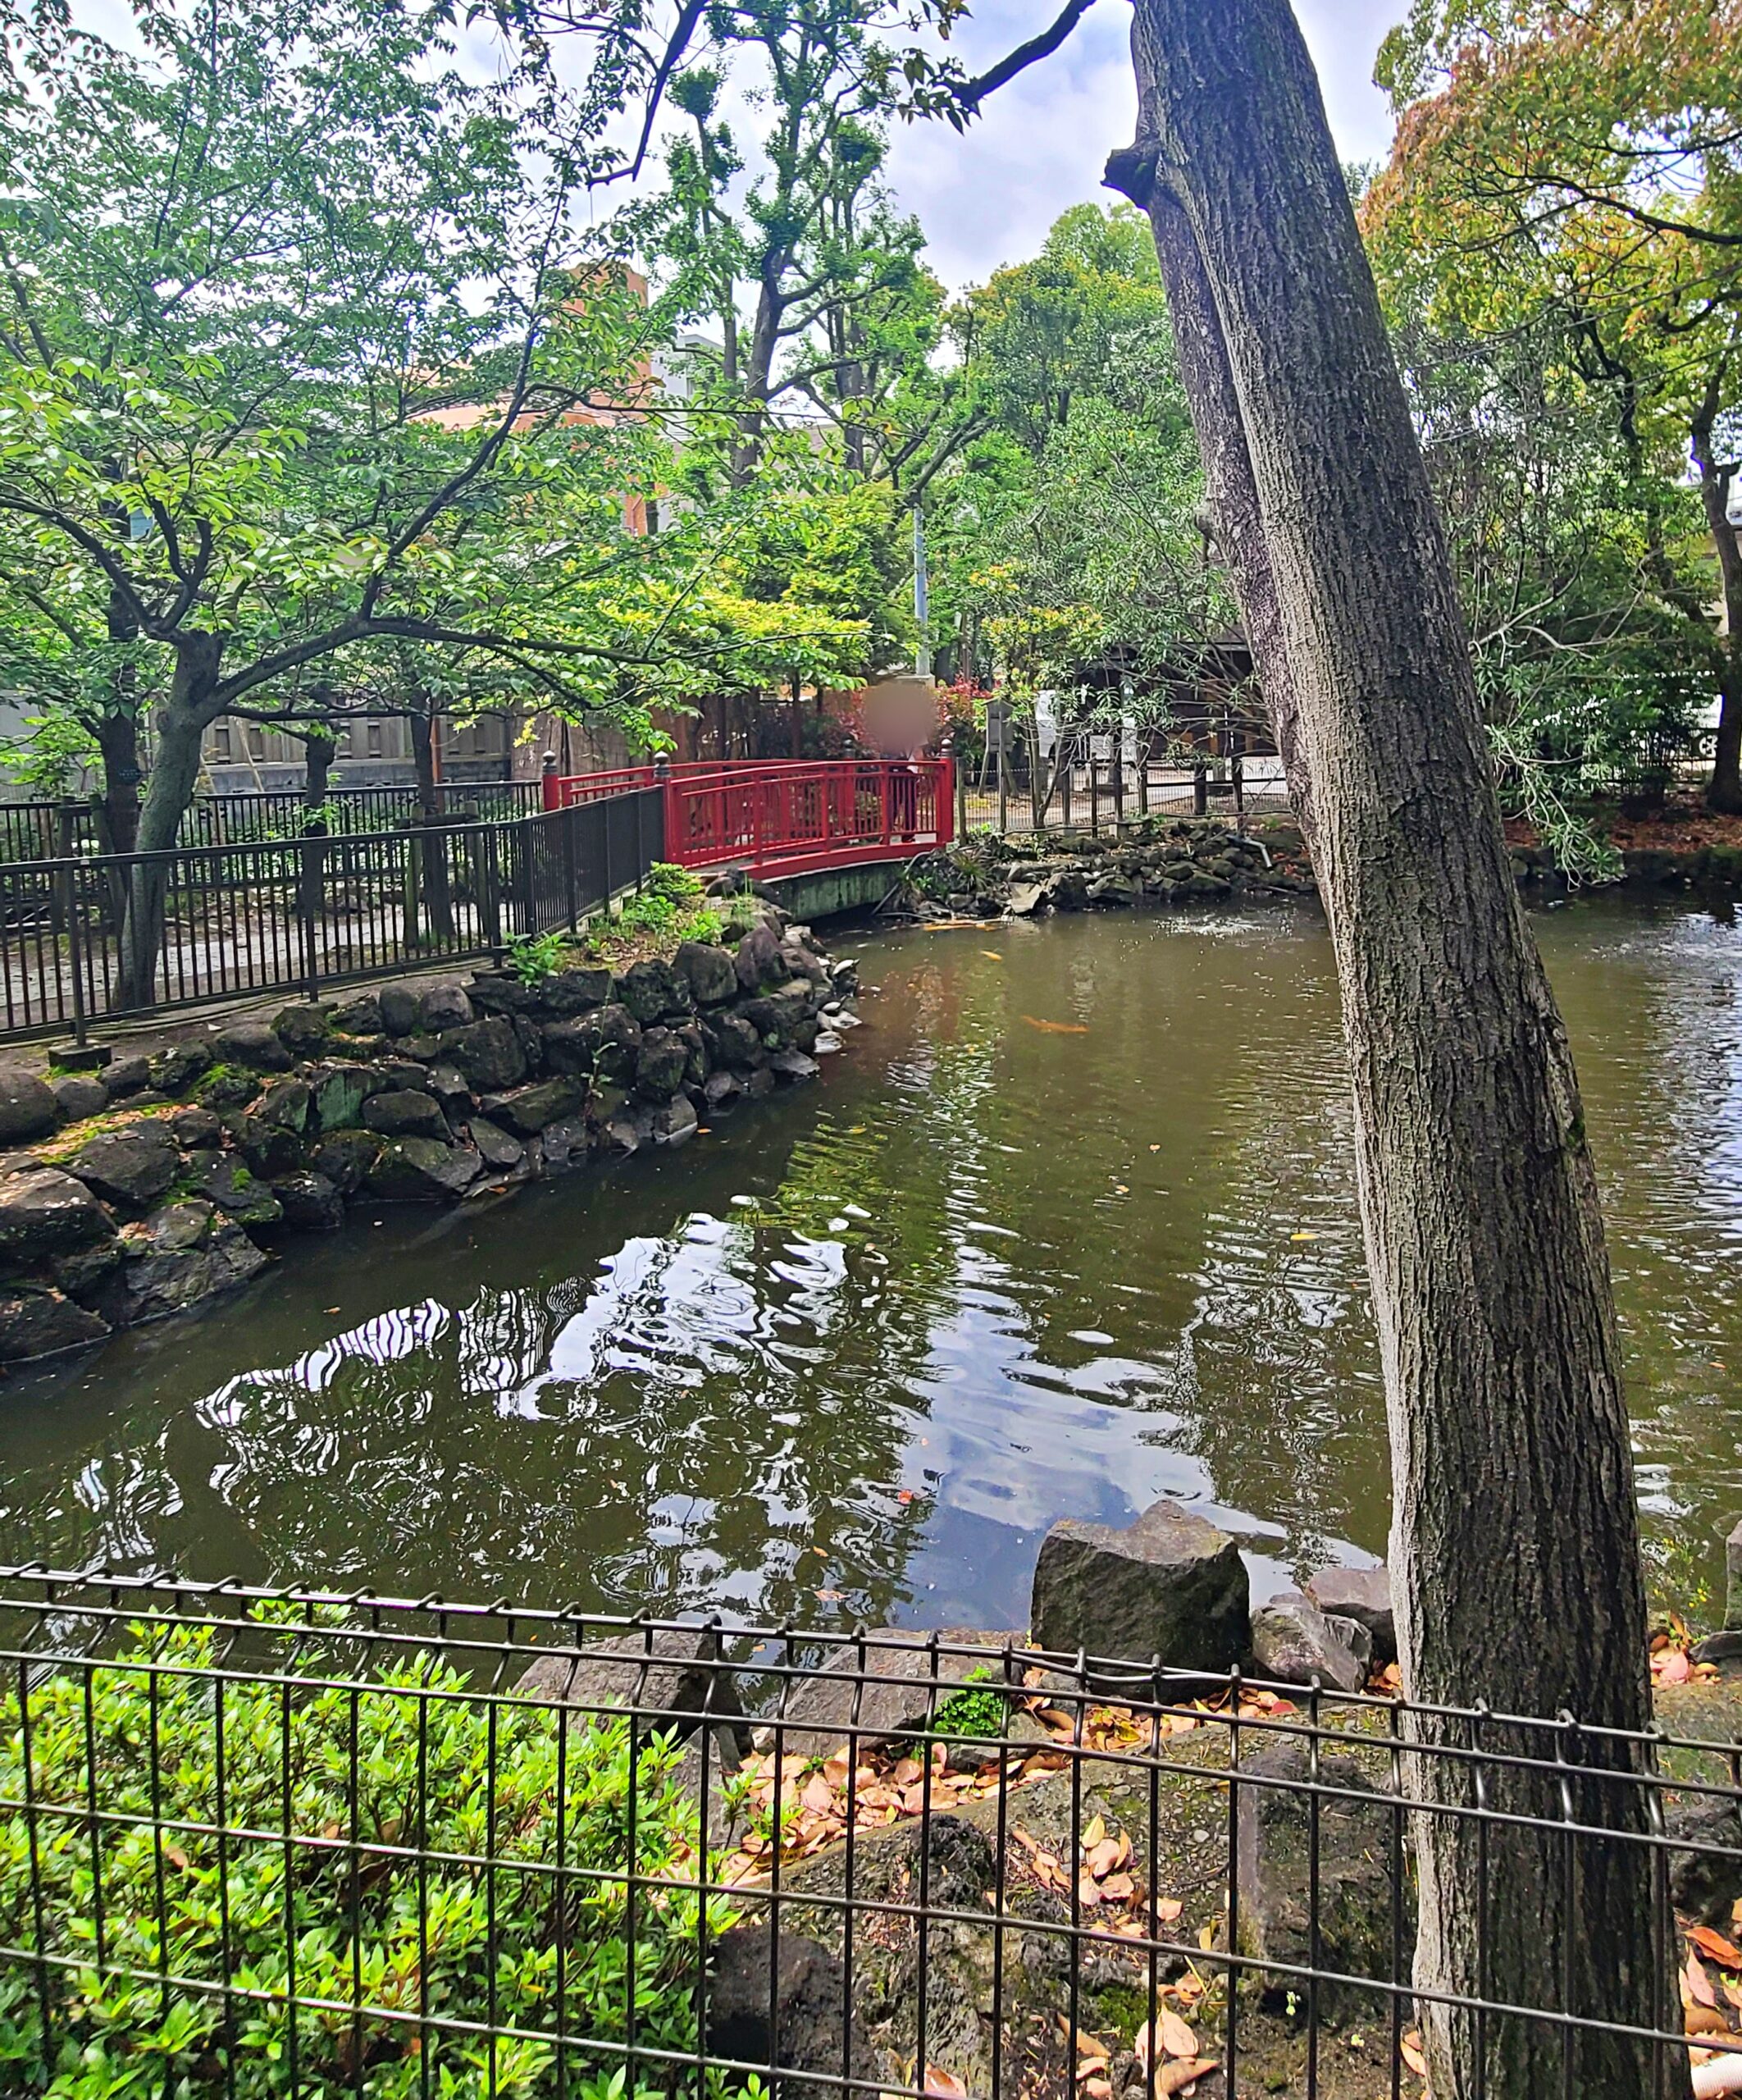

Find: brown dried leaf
<box><xmin>1154</xmin><ymin>1897</ymin><xmax>1184</xmax><ymax>1925</ymax></box>
<box><xmin>1692</xmin><ymin>1929</ymin><xmax>1742</xmax><ymax>1971</ymax></box>
<box><xmin>1083</xmin><ymin>1814</ymin><xmax>1107</xmax><ymax>1850</ymax></box>
<box><xmin>1085</xmin><ymin>1838</ymin><xmax>1122</xmax><ymax>1879</ymax></box>
<box><xmin>1690</xmin><ymin>1955</ymin><xmax>1721</xmax><ymax>2011</ymax></box>
<box><xmin>1157</xmin><ymin>2009</ymin><xmax>1198</xmax><ymax>2060</ymax></box>
<box><xmin>1401</xmin><ymin>2033</ymin><xmax>1428</xmax><ymax>2078</ymax></box>
<box><xmin>923</xmin><ymin>2067</ymin><xmax>968</xmax><ymax>2100</ymax></box>
<box><xmin>1688</xmin><ymin>2006</ymin><xmax>1733</xmax><ymax>2039</ymax></box>
<box><xmin>892</xmin><ymin>1757</ymin><xmax>923</xmax><ymax>1786</ymax></box>
<box><xmin>1099</xmin><ymin>1872</ymin><xmax>1136</xmax><ymax>1902</ymax></box>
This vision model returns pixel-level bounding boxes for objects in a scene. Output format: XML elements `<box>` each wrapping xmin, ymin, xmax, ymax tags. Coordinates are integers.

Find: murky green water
<box><xmin>2</xmin><ymin>892</ymin><xmax>1740</xmax><ymax>1626</ymax></box>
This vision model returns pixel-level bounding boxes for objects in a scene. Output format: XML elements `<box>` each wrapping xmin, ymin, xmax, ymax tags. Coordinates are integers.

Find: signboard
<box><xmin>985</xmin><ymin>700</ymin><xmax>1015</xmax><ymax>752</ymax></box>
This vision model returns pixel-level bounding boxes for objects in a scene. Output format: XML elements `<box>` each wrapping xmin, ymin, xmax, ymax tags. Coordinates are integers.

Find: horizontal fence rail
<box><xmin>545</xmin><ymin>759</ymin><xmax>955</xmax><ymax>879</ymax></box>
<box><xmin>0</xmin><ymin>791</ymin><xmax>664</xmax><ymax>1042</ymax></box>
<box><xmin>0</xmin><ymin>1566</ymin><xmax>1735</xmax><ymax>2100</ymax></box>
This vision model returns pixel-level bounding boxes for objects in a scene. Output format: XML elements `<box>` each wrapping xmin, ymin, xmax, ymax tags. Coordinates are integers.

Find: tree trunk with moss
<box><xmin>1115</xmin><ymin>4</ymin><xmax>1664</xmax><ymax>2094</ymax></box>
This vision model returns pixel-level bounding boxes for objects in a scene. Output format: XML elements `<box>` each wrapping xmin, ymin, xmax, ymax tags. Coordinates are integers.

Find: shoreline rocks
<box><xmin>0</xmin><ymin>903</ymin><xmax>856</xmax><ymax>1367</ymax></box>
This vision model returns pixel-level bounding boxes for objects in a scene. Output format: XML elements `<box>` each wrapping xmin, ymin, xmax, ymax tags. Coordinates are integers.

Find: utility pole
<box><xmin>912</xmin><ymin>503</ymin><xmax>931</xmax><ymax>678</ymax></box>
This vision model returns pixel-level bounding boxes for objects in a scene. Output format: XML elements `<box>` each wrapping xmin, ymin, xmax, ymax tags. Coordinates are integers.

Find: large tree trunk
<box><xmin>119</xmin><ymin>636</ymin><xmax>222</xmax><ymax>1010</ymax></box>
<box><xmin>408</xmin><ymin>702</ymin><xmax>455</xmax><ymax>940</ymax></box>
<box><xmin>1120</xmin><ymin>5</ymin><xmax>1662</xmax><ymax>2095</ymax></box>
<box><xmin>1694</xmin><ymin>392</ymin><xmax>1742</xmax><ymax>814</ymax></box>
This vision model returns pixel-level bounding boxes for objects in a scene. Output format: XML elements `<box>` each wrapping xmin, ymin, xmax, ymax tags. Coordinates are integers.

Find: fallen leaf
<box><xmin>1099</xmin><ymin>1872</ymin><xmax>1135</xmax><ymax>1901</ymax></box>
<box><xmin>1692</xmin><ymin>1929</ymin><xmax>1742</xmax><ymax>1971</ymax></box>
<box><xmin>1082</xmin><ymin>2079</ymin><xmax>1113</xmax><ymax>2098</ymax></box>
<box><xmin>923</xmin><ymin>2068</ymin><xmax>968</xmax><ymax>2100</ymax></box>
<box><xmin>1153</xmin><ymin>1897</ymin><xmax>1184</xmax><ymax>1924</ymax></box>
<box><xmin>1022</xmin><ymin>1015</ymin><xmax>1090</xmax><ymax>1034</ymax></box>
<box><xmin>1658</xmin><ymin>1650</ymin><xmax>1694</xmax><ymax>1687</ymax></box>
<box><xmin>162</xmin><ymin>1844</ymin><xmax>189</xmax><ymax>1871</ymax></box>
<box><xmin>1689</xmin><ymin>2007</ymin><xmax>1734</xmax><ymax>2039</ymax></box>
<box><xmin>1690</xmin><ymin>1955</ymin><xmax>1720</xmax><ymax>2010</ymax></box>
<box><xmin>1083</xmin><ymin>1815</ymin><xmax>1107</xmax><ymax>1850</ymax></box>
<box><xmin>1157</xmin><ymin>2009</ymin><xmax>1198</xmax><ymax>2060</ymax></box>
<box><xmin>893</xmin><ymin>1757</ymin><xmax>924</xmax><ymax>1786</ymax></box>
<box><xmin>1198</xmin><ymin>1923</ymin><xmax>1218</xmax><ymax>1953</ymax></box>
<box><xmin>1401</xmin><ymin>2032</ymin><xmax>1429</xmax><ymax>2078</ymax></box>
<box><xmin>1085</xmin><ymin>1838</ymin><xmax>1122</xmax><ymax>1879</ymax></box>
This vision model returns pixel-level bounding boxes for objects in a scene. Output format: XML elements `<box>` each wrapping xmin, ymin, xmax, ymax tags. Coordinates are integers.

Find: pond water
<box><xmin>2</xmin><ymin>892</ymin><xmax>1740</xmax><ymax>1628</ymax></box>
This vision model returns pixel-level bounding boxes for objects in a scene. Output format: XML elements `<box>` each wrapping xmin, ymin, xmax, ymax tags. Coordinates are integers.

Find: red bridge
<box><xmin>542</xmin><ymin>757</ymin><xmax>955</xmax><ymax>882</ymax></box>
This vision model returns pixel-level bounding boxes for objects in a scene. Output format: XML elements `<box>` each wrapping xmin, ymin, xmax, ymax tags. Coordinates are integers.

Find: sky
<box><xmin>884</xmin><ymin>0</ymin><xmax>1405</xmax><ymax>289</ymax></box>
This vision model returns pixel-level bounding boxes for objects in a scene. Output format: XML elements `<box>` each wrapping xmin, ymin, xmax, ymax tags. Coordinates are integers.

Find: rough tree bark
<box><xmin>1113</xmin><ymin>4</ymin><xmax>1664</xmax><ymax>2094</ymax></box>
<box><xmin>1694</xmin><ymin>377</ymin><xmax>1742</xmax><ymax>815</ymax></box>
<box><xmin>119</xmin><ymin>633</ymin><xmax>224</xmax><ymax>1009</ymax></box>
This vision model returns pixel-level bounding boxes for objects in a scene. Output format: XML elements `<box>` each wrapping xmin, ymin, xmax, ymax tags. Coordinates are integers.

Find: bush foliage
<box><xmin>0</xmin><ymin>1610</ymin><xmax>737</xmax><ymax>2098</ymax></box>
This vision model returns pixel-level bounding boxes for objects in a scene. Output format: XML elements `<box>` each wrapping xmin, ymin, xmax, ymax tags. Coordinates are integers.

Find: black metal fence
<box><xmin>1</xmin><ymin>1566</ymin><xmax>1736</xmax><ymax>2100</ymax></box>
<box><xmin>0</xmin><ymin>790</ymin><xmax>664</xmax><ymax>1042</ymax></box>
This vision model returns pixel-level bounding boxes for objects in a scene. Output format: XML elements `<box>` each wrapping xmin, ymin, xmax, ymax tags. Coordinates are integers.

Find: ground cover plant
<box><xmin>0</xmin><ymin>1609</ymin><xmax>737</xmax><ymax>2098</ymax></box>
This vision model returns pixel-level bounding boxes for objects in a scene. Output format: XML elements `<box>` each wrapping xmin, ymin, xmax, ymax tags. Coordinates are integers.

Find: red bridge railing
<box><xmin>542</xmin><ymin>758</ymin><xmax>955</xmax><ymax>881</ymax></box>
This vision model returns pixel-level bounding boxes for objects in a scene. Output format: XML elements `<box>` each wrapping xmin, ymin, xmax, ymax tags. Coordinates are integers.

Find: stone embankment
<box><xmin>906</xmin><ymin>818</ymin><xmax>1316</xmax><ymax>922</ymax></box>
<box><xmin>0</xmin><ymin>903</ymin><xmax>854</xmax><ymax>1366</ymax></box>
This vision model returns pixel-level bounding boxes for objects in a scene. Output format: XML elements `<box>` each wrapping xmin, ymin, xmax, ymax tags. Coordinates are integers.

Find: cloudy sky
<box><xmin>885</xmin><ymin>0</ymin><xmax>1405</xmax><ymax>289</ymax></box>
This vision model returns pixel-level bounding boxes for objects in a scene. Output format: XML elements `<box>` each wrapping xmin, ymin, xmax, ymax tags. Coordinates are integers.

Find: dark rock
<box><xmin>756</xmin><ymin>1630</ymin><xmax>1030</xmax><ymax>1758</ymax></box>
<box><xmin>67</xmin><ymin>1125</ymin><xmax>179</xmax><ymax>1211</ymax></box>
<box><xmin>308</xmin><ymin>1130</ymin><xmax>383</xmax><ymax>1194</ymax></box>
<box><xmin>1726</xmin><ymin>1517</ymin><xmax>1742</xmax><ymax>1632</ymax></box>
<box><xmin>372</xmin><ymin>1060</ymin><xmax>430</xmax><ymax>1095</ymax></box>
<box><xmin>1006</xmin><ymin>882</ymin><xmax>1047</xmax><ymax>918</ymax></box>
<box><xmin>539</xmin><ymin>1113</ymin><xmax>592</xmax><ymax>1169</ymax></box>
<box><xmin>272</xmin><ymin>1005</ymin><xmax>332</xmax><ymax>1055</ymax></box>
<box><xmin>107</xmin><ymin>1202</ymin><xmax>269</xmax><ymax>1322</ymax></box>
<box><xmin>1691</xmin><ymin>1631</ymin><xmax>1742</xmax><ymax>1666</ymax></box>
<box><xmin>1251</xmin><ymin>1594</ymin><xmax>1368</xmax><ymax>1695</ymax></box>
<box><xmin>468</xmin><ymin>1117</ymin><xmax>525</xmax><ymax>1171</ymax></box>
<box><xmin>544</xmin><ymin>1004</ymin><xmax>641</xmax><ymax>1081</ymax></box>
<box><xmin>1087</xmin><ymin>873</ymin><xmax>1142</xmax><ymax>906</ymax></box>
<box><xmin>194</xmin><ymin>1154</ymin><xmax>284</xmax><ymax>1226</ymax></box>
<box><xmin>439</xmin><ymin>1016</ymin><xmax>525</xmax><ymax>1092</ymax></box>
<box><xmin>167</xmin><ymin>1107</ymin><xmax>222</xmax><ymax>1148</ymax></box>
<box><xmin>618</xmin><ymin>957</ymin><xmax>691</xmax><ymax>1025</ymax></box>
<box><xmin>771</xmin><ymin>1050</ymin><xmax>819</xmax><ymax>1086</ymax></box>
<box><xmin>417</xmin><ymin>979</ymin><xmax>474</xmax><ymax>1033</ymax></box>
<box><xmin>365</xmin><ymin>1136</ymin><xmax>481</xmax><ymax>1202</ymax></box>
<box><xmin>377</xmin><ymin>985</ymin><xmax>419</xmax><ymax>1037</ymax></box>
<box><xmin>1031</xmin><ymin>1498</ymin><xmax>1250</xmax><ymax>1685</ymax></box>
<box><xmin>196</xmin><ymin>1066</ymin><xmax>262</xmax><ymax>1110</ymax></box>
<box><xmin>50</xmin><ymin>1238</ymin><xmax>124</xmax><ymax>1303</ymax></box>
<box><xmin>312</xmin><ymin>1066</ymin><xmax>376</xmax><ymax>1134</ymax></box>
<box><xmin>481</xmin><ymin>1077</ymin><xmax>585</xmax><ymax>1136</ymax></box>
<box><xmin>743</xmin><ymin>1066</ymin><xmax>776</xmax><ymax>1101</ymax></box>
<box><xmin>705</xmin><ymin>1925</ymin><xmax>874</xmax><ymax>2100</ymax></box>
<box><xmin>707</xmin><ymin>1012</ymin><xmax>766</xmax><ymax>1071</ymax></box>
<box><xmin>780</xmin><ymin>937</ymin><xmax>829</xmax><ymax>988</ymax></box>
<box><xmin>742</xmin><ymin>984</ymin><xmax>817</xmax><ymax>1048</ymax></box>
<box><xmin>1236</xmin><ymin>1744</ymin><xmax>1412</xmax><ymax>2023</ymax></box>
<box><xmin>511</xmin><ymin>1012</ymin><xmax>545</xmax><ymax>1074</ymax></box>
<box><xmin>330</xmin><ymin>994</ymin><xmax>383</xmax><ymax>1035</ymax></box>
<box><xmin>253</xmin><ymin>1078</ymin><xmax>312</xmax><ymax>1134</ymax></box>
<box><xmin>1306</xmin><ymin>1565</ymin><xmax>1397</xmax><ymax>1664</ymax></box>
<box><xmin>149</xmin><ymin>1043</ymin><xmax>212</xmax><ymax>1096</ymax></box>
<box><xmin>363</xmin><ymin>1090</ymin><xmax>450</xmax><ymax>1140</ymax></box>
<box><xmin>672</xmin><ymin>1020</ymin><xmax>710</xmax><ymax>1085</ymax></box>
<box><xmin>704</xmin><ymin>1071</ymin><xmax>744</xmax><ymax>1112</ymax></box>
<box><xmin>1669</xmin><ymin>1796</ymin><xmax>1742</xmax><ymax>1924</ymax></box>
<box><xmin>636</xmin><ymin>1027</ymin><xmax>690</xmax><ymax>1102</ymax></box>
<box><xmin>515</xmin><ymin>1627</ymin><xmax>750</xmax><ymax>1747</ymax></box>
<box><xmin>1050</xmin><ymin>870</ymin><xmax>1091</xmax><ymax>911</ymax></box>
<box><xmin>465</xmin><ymin>972</ymin><xmax>540</xmax><ymax>1019</ymax></box>
<box><xmin>102</xmin><ymin>1055</ymin><xmax>152</xmax><ymax>1100</ymax></box>
<box><xmin>397</xmin><ymin>1034</ymin><xmax>442</xmax><ymax>1063</ymax></box>
<box><xmin>0</xmin><ymin>1166</ymin><xmax>116</xmax><ymax>1261</ymax></box>
<box><xmin>736</xmin><ymin>921</ymin><xmax>784</xmax><ymax>993</ymax></box>
<box><xmin>675</xmin><ymin>939</ymin><xmax>739</xmax><ymax>1008</ymax></box>
<box><xmin>600</xmin><ymin>1114</ymin><xmax>645</xmax><ymax>1157</ymax></box>
<box><xmin>539</xmin><ymin>966</ymin><xmax>614</xmax><ymax>1017</ymax></box>
<box><xmin>50</xmin><ymin>1075</ymin><xmax>109</xmax><ymax>1124</ymax></box>
<box><xmin>212</xmin><ymin>1021</ymin><xmax>294</xmax><ymax>1073</ymax></box>
<box><xmin>0</xmin><ymin>1287</ymin><xmax>109</xmax><ymax>1361</ymax></box>
<box><xmin>652</xmin><ymin>1094</ymin><xmax>699</xmax><ymax>1147</ymax></box>
<box><xmin>270</xmin><ymin>1171</ymin><xmax>345</xmax><ymax>1232</ymax></box>
<box><xmin>426</xmin><ymin>1064</ymin><xmax>473</xmax><ymax>1112</ymax></box>
<box><xmin>584</xmin><ymin>1082</ymin><xmax>628</xmax><ymax>1130</ymax></box>
<box><xmin>0</xmin><ymin>1067</ymin><xmax>61</xmax><ymax>1144</ymax></box>
<box><xmin>234</xmin><ymin>1110</ymin><xmax>300</xmax><ymax>1179</ymax></box>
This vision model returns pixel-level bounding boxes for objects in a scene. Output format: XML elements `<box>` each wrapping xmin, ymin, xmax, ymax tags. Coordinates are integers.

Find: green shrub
<box><xmin>506</xmin><ymin>929</ymin><xmax>568</xmax><ymax>986</ymax></box>
<box><xmin>0</xmin><ymin>1609</ymin><xmax>738</xmax><ymax>2098</ymax></box>
<box><xmin>926</xmin><ymin>1668</ymin><xmax>1008</xmax><ymax>1744</ymax></box>
<box><xmin>613</xmin><ymin>865</ymin><xmax>721</xmax><ymax>948</ymax></box>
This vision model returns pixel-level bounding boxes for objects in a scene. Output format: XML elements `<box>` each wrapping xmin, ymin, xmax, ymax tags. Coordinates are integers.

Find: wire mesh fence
<box><xmin>1</xmin><ymin>1566</ymin><xmax>1737</xmax><ymax>2099</ymax></box>
<box><xmin>0</xmin><ymin>792</ymin><xmax>664</xmax><ymax>1043</ymax></box>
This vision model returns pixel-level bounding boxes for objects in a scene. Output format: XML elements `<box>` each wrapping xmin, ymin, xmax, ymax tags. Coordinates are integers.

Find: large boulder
<box><xmin>770</xmin><ymin>1049</ymin><xmax>819</xmax><ymax>1086</ymax></box>
<box><xmin>742</xmin><ymin>984</ymin><xmax>818</xmax><ymax>1049</ymax></box>
<box><xmin>148</xmin><ymin>1043</ymin><xmax>212</xmax><ymax>1096</ymax></box>
<box><xmin>0</xmin><ymin>1287</ymin><xmax>109</xmax><ymax>1361</ymax></box>
<box><xmin>67</xmin><ymin>1124</ymin><xmax>179</xmax><ymax>1212</ymax></box>
<box><xmin>0</xmin><ymin>1167</ymin><xmax>116</xmax><ymax>1262</ymax></box>
<box><xmin>212</xmin><ymin>1020</ymin><xmax>294</xmax><ymax>1074</ymax></box>
<box><xmin>50</xmin><ymin>1075</ymin><xmax>109</xmax><ymax>1125</ymax></box>
<box><xmin>635</xmin><ymin>1028</ymin><xmax>690</xmax><ymax>1102</ymax></box>
<box><xmin>417</xmin><ymin>979</ymin><xmax>474</xmax><ymax>1033</ymax></box>
<box><xmin>515</xmin><ymin>1628</ymin><xmax>751</xmax><ymax>1749</ymax></box>
<box><xmin>467</xmin><ymin>1117</ymin><xmax>526</xmax><ymax>1172</ymax></box>
<box><xmin>1305</xmin><ymin>1564</ymin><xmax>1397</xmax><ymax>1664</ymax></box>
<box><xmin>544</xmin><ymin>1004</ymin><xmax>641</xmax><ymax>1081</ymax></box>
<box><xmin>539</xmin><ymin>966</ymin><xmax>614</xmax><ymax>1018</ymax></box>
<box><xmin>108</xmin><ymin>1202</ymin><xmax>269</xmax><ymax>1323</ymax></box>
<box><xmin>438</xmin><ymin>1016</ymin><xmax>526</xmax><ymax>1092</ymax></box>
<box><xmin>365</xmin><ymin>1136</ymin><xmax>481</xmax><ymax>1202</ymax></box>
<box><xmin>1250</xmin><ymin>1593</ymin><xmax>1368</xmax><ymax>1695</ymax></box>
<box><xmin>377</xmin><ymin>985</ymin><xmax>420</xmax><ymax>1037</ymax></box>
<box><xmin>252</xmin><ymin>1078</ymin><xmax>312</xmax><ymax>1134</ymax></box>
<box><xmin>480</xmin><ymin>1077</ymin><xmax>586</xmax><ymax>1137</ymax></box>
<box><xmin>192</xmin><ymin>1153</ymin><xmax>284</xmax><ymax>1228</ymax></box>
<box><xmin>102</xmin><ymin>1055</ymin><xmax>152</xmax><ymax>1101</ymax></box>
<box><xmin>674</xmin><ymin>939</ymin><xmax>740</xmax><ymax>1008</ymax></box>
<box><xmin>1030</xmin><ymin>1498</ymin><xmax>1250</xmax><ymax>1683</ymax></box>
<box><xmin>312</xmin><ymin>1065</ymin><xmax>376</xmax><ymax>1134</ymax></box>
<box><xmin>308</xmin><ymin>1130</ymin><xmax>384</xmax><ymax>1194</ymax></box>
<box><xmin>651</xmin><ymin>1094</ymin><xmax>699</xmax><ymax>1147</ymax></box>
<box><xmin>0</xmin><ymin>1067</ymin><xmax>61</xmax><ymax>1144</ymax></box>
<box><xmin>271</xmin><ymin>1171</ymin><xmax>345</xmax><ymax>1232</ymax></box>
<box><xmin>271</xmin><ymin>1005</ymin><xmax>332</xmax><ymax>1056</ymax></box>
<box><xmin>736</xmin><ymin>920</ymin><xmax>784</xmax><ymax>993</ymax></box>
<box><xmin>1235</xmin><ymin>1745</ymin><xmax>1412</xmax><ymax>2025</ymax></box>
<box><xmin>705</xmin><ymin>1927</ymin><xmax>874</xmax><ymax>2100</ymax></box>
<box><xmin>234</xmin><ymin>1112</ymin><xmax>301</xmax><ymax>1180</ymax></box>
<box><xmin>618</xmin><ymin>957</ymin><xmax>691</xmax><ymax>1025</ymax></box>
<box><xmin>363</xmin><ymin>1090</ymin><xmax>450</xmax><ymax>1141</ymax></box>
<box><xmin>755</xmin><ymin>1629</ymin><xmax>1029</xmax><ymax>1759</ymax></box>
<box><xmin>330</xmin><ymin>993</ymin><xmax>383</xmax><ymax>1036</ymax></box>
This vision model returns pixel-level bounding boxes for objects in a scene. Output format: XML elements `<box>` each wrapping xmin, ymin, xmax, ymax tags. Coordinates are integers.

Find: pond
<box><xmin>2</xmin><ymin>892</ymin><xmax>1740</xmax><ymax>1628</ymax></box>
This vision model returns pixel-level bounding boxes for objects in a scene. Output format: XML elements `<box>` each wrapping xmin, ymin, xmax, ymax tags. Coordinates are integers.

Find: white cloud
<box><xmin>884</xmin><ymin>0</ymin><xmax>1402</xmax><ymax>291</ymax></box>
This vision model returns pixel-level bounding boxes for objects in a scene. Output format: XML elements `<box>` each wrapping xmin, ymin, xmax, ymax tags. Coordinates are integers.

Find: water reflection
<box><xmin>2</xmin><ymin>893</ymin><xmax>1740</xmax><ymax>1622</ymax></box>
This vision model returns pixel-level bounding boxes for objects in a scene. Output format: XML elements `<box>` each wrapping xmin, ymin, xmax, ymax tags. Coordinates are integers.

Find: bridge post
<box><xmin>540</xmin><ymin>752</ymin><xmax>559</xmax><ymax>813</ymax></box>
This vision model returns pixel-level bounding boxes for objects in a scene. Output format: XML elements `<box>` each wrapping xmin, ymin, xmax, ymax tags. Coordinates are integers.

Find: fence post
<box><xmin>561</xmin><ymin>805</ymin><xmax>578</xmax><ymax>930</ymax></box>
<box><xmin>1194</xmin><ymin>764</ymin><xmax>1208</xmax><ymax>817</ymax></box>
<box><xmin>542</xmin><ymin>751</ymin><xmax>560</xmax><ymax>814</ymax></box>
<box><xmin>298</xmin><ymin>816</ymin><xmax>326</xmax><ymax>1003</ymax></box>
<box><xmin>996</xmin><ymin>744</ymin><xmax>1009</xmax><ymax>836</ymax></box>
<box><xmin>480</xmin><ymin>823</ymin><xmax>503</xmax><ymax>951</ymax></box>
<box><xmin>54</xmin><ymin>806</ymin><xmax>89</xmax><ymax>1050</ymax></box>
